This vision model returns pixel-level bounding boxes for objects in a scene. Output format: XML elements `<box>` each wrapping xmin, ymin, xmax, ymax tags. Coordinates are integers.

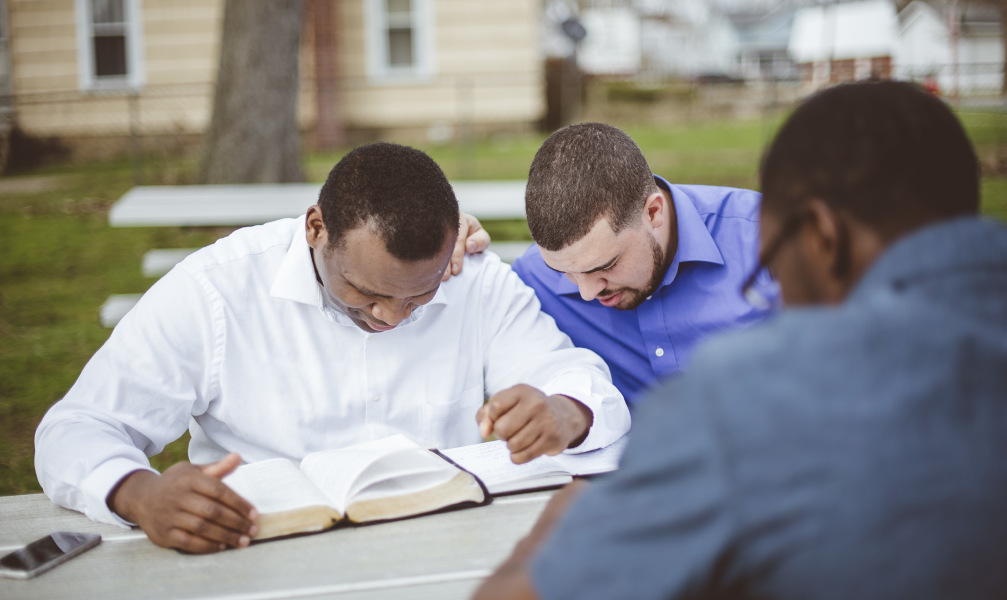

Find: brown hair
<box><xmin>525</xmin><ymin>123</ymin><xmax>658</xmax><ymax>251</ymax></box>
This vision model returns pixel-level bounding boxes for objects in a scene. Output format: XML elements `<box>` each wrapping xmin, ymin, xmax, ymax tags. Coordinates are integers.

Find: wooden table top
<box><xmin>0</xmin><ymin>491</ymin><xmax>551</xmax><ymax>600</ymax></box>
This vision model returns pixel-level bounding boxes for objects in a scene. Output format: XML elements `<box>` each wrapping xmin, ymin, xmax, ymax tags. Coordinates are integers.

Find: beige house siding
<box><xmin>143</xmin><ymin>1</ymin><xmax>220</xmax><ymax>87</ymax></box>
<box><xmin>8</xmin><ymin>0</ymin><xmax>543</xmax><ymax>143</ymax></box>
<box><xmin>9</xmin><ymin>0</ymin><xmax>78</xmax><ymax>94</ymax></box>
<box><xmin>11</xmin><ymin>0</ymin><xmax>222</xmax><ymax>138</ymax></box>
<box><xmin>336</xmin><ymin>0</ymin><xmax>543</xmax><ymax>129</ymax></box>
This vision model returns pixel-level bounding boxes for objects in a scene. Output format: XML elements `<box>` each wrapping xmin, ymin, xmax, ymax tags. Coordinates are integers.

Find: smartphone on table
<box><xmin>0</xmin><ymin>532</ymin><xmax>101</xmax><ymax>579</ymax></box>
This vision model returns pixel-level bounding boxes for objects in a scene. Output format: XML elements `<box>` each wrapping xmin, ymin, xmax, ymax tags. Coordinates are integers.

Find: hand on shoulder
<box><xmin>443</xmin><ymin>212</ymin><xmax>492</xmax><ymax>281</ymax></box>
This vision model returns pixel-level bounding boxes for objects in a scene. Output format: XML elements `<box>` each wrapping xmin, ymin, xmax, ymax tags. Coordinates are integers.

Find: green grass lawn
<box><xmin>3</xmin><ymin>114</ymin><xmax>1007</xmax><ymax>496</ymax></box>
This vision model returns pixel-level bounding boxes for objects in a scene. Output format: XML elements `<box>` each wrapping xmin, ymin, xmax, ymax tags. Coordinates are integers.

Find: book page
<box><xmin>299</xmin><ymin>435</ymin><xmax>442</xmax><ymax>512</ymax></box>
<box><xmin>222</xmin><ymin>459</ymin><xmax>335</xmax><ymax>515</ymax></box>
<box><xmin>552</xmin><ymin>436</ymin><xmax>630</xmax><ymax>476</ymax></box>
<box><xmin>348</xmin><ymin>449</ymin><xmax>456</xmax><ymax>501</ymax></box>
<box><xmin>349</xmin><ymin>466</ymin><xmax>458</xmax><ymax>504</ymax></box>
<box><xmin>442</xmin><ymin>440</ymin><xmax>568</xmax><ymax>489</ymax></box>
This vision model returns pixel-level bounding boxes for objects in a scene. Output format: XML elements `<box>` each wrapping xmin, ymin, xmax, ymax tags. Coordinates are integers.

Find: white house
<box><xmin>789</xmin><ymin>0</ymin><xmax>899</xmax><ymax>86</ymax></box>
<box><xmin>896</xmin><ymin>0</ymin><xmax>1003</xmax><ymax>94</ymax></box>
<box><xmin>634</xmin><ymin>0</ymin><xmax>740</xmax><ymax>77</ymax></box>
<box><xmin>729</xmin><ymin>6</ymin><xmax>798</xmax><ymax>81</ymax></box>
<box><xmin>578</xmin><ymin>7</ymin><xmax>643</xmax><ymax>75</ymax></box>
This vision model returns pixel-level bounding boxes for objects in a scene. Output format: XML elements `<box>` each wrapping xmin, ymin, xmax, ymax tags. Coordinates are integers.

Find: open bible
<box><xmin>441</xmin><ymin>436</ymin><xmax>629</xmax><ymax>495</ymax></box>
<box><xmin>222</xmin><ymin>435</ymin><xmax>489</xmax><ymax>541</ymax></box>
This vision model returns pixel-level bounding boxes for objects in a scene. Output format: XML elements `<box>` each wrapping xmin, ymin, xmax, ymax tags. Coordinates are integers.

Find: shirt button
<box><xmin>655</xmin><ymin>347</ymin><xmax>664</xmax><ymax>357</ymax></box>
<box><xmin>371</xmin><ymin>395</ymin><xmax>380</xmax><ymax>403</ymax></box>
<box><xmin>646</xmin><ymin>295</ymin><xmax>652</xmax><ymax>301</ymax></box>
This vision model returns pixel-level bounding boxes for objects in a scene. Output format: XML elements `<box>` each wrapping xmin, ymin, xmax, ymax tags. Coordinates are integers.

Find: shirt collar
<box><xmin>270</xmin><ymin>215</ymin><xmax>322</xmax><ymax>307</ymax></box>
<box><xmin>849</xmin><ymin>216</ymin><xmax>1007</xmax><ymax>302</ymax></box>
<box><xmin>269</xmin><ymin>215</ymin><xmax>449</xmax><ymax>328</ymax></box>
<box><xmin>552</xmin><ymin>176</ymin><xmax>725</xmax><ymax>296</ymax></box>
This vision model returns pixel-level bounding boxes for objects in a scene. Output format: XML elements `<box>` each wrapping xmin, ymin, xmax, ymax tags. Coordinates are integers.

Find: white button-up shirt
<box><xmin>35</xmin><ymin>217</ymin><xmax>630</xmax><ymax>526</ymax></box>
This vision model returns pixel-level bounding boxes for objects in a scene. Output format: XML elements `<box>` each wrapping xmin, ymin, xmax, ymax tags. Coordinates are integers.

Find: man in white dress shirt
<box><xmin>34</xmin><ymin>142</ymin><xmax>630</xmax><ymax>554</ymax></box>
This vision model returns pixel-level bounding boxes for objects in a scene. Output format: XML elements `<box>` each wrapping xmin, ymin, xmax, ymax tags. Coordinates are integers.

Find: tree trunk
<box><xmin>312</xmin><ymin>0</ymin><xmax>345</xmax><ymax>149</ymax></box>
<box><xmin>199</xmin><ymin>0</ymin><xmax>305</xmax><ymax>184</ymax></box>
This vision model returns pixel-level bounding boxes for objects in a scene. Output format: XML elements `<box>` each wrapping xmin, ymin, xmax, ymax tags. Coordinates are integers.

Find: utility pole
<box><xmin>313</xmin><ymin>0</ymin><xmax>345</xmax><ymax>149</ymax></box>
<box><xmin>948</xmin><ymin>0</ymin><xmax>960</xmax><ymax>107</ymax></box>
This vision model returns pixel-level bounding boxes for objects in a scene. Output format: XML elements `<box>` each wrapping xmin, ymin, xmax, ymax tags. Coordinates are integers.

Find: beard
<box><xmin>599</xmin><ymin>234</ymin><xmax>667</xmax><ymax>311</ymax></box>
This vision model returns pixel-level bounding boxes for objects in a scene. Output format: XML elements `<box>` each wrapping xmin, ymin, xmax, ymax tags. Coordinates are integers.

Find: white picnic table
<box><xmin>101</xmin><ymin>182</ymin><xmax>534</xmax><ymax>327</ymax></box>
<box><xmin>0</xmin><ymin>490</ymin><xmax>553</xmax><ymax>599</ymax></box>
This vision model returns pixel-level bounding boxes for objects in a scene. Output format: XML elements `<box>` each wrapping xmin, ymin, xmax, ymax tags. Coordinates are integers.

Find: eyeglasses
<box><xmin>740</xmin><ymin>210</ymin><xmax>810</xmax><ymax>310</ymax></box>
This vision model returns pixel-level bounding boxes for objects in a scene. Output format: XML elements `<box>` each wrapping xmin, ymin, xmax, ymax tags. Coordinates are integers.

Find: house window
<box><xmin>387</xmin><ymin>0</ymin><xmax>414</xmax><ymax>67</ymax></box>
<box><xmin>365</xmin><ymin>0</ymin><xmax>436</xmax><ymax>83</ymax></box>
<box><xmin>75</xmin><ymin>0</ymin><xmax>145</xmax><ymax>91</ymax></box>
<box><xmin>92</xmin><ymin>0</ymin><xmax>127</xmax><ymax>77</ymax></box>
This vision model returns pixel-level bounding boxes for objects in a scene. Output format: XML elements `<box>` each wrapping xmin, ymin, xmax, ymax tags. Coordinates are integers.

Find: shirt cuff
<box><xmin>80</xmin><ymin>457</ymin><xmax>157</xmax><ymax>528</ymax></box>
<box><xmin>564</xmin><ymin>404</ymin><xmax>610</xmax><ymax>454</ymax></box>
<box><xmin>541</xmin><ymin>381</ymin><xmax>622</xmax><ymax>455</ymax></box>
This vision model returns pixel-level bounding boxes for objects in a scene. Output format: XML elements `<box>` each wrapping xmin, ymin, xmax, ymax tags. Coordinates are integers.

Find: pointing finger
<box><xmin>199</xmin><ymin>453</ymin><xmax>242</xmax><ymax>479</ymax></box>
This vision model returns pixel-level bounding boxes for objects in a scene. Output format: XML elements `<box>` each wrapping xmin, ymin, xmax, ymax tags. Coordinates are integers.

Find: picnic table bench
<box><xmin>101</xmin><ymin>182</ymin><xmax>533</xmax><ymax>327</ymax></box>
<box><xmin>0</xmin><ymin>490</ymin><xmax>553</xmax><ymax>600</ymax></box>
<box><xmin>109</xmin><ymin>182</ymin><xmax>528</xmax><ymax>226</ymax></box>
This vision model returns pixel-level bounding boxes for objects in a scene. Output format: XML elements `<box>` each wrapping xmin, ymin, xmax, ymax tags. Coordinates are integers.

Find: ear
<box><xmin>799</xmin><ymin>198</ymin><xmax>850</xmax><ymax>302</ymax></box>
<box><xmin>641</xmin><ymin>190</ymin><xmax>667</xmax><ymax>230</ymax></box>
<box><xmin>305</xmin><ymin>205</ymin><xmax>328</xmax><ymax>251</ymax></box>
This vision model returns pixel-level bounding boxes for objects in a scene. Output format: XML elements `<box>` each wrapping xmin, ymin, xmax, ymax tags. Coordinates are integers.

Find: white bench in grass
<box><xmin>99</xmin><ymin>294</ymin><xmax>144</xmax><ymax>329</ymax></box>
<box><xmin>139</xmin><ymin>243</ymin><xmax>533</xmax><ymax>280</ymax></box>
<box><xmin>109</xmin><ymin>181</ymin><xmax>527</xmax><ymax>227</ymax></box>
<box><xmin>104</xmin><ymin>182</ymin><xmax>530</xmax><ymax>327</ymax></box>
<box><xmin>142</xmin><ymin>248</ymin><xmax>200</xmax><ymax>277</ymax></box>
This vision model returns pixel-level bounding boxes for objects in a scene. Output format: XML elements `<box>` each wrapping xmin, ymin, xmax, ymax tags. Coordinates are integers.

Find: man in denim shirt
<box><xmin>476</xmin><ymin>82</ymin><xmax>1007</xmax><ymax>600</ymax></box>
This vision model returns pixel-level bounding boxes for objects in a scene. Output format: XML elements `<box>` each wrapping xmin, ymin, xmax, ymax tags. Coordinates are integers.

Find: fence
<box><xmin>3</xmin><ymin>63</ymin><xmax>1006</xmax><ymax>178</ymax></box>
<box><xmin>895</xmin><ymin>62</ymin><xmax>1005</xmax><ymax>104</ymax></box>
<box><xmin>1</xmin><ymin>69</ymin><xmax>545</xmax><ymax>180</ymax></box>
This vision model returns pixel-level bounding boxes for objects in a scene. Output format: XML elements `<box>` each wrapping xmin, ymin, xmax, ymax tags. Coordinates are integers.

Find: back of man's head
<box><xmin>761</xmin><ymin>81</ymin><xmax>979</xmax><ymax>239</ymax></box>
<box><xmin>526</xmin><ymin>123</ymin><xmax>658</xmax><ymax>251</ymax></box>
<box><xmin>318</xmin><ymin>142</ymin><xmax>459</xmax><ymax>260</ymax></box>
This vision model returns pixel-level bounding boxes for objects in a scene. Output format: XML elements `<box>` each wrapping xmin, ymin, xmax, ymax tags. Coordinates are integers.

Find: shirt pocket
<box><xmin>422</xmin><ymin>384</ymin><xmax>485</xmax><ymax>450</ymax></box>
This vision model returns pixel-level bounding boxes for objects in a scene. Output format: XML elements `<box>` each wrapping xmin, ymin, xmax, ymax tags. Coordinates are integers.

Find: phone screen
<box><xmin>0</xmin><ymin>532</ymin><xmax>99</xmax><ymax>574</ymax></box>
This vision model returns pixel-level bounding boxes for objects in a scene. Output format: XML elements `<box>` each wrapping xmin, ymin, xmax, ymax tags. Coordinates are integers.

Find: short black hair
<box><xmin>761</xmin><ymin>81</ymin><xmax>979</xmax><ymax>238</ymax></box>
<box><xmin>525</xmin><ymin>123</ymin><xmax>658</xmax><ymax>251</ymax></box>
<box><xmin>318</xmin><ymin>142</ymin><xmax>459</xmax><ymax>261</ymax></box>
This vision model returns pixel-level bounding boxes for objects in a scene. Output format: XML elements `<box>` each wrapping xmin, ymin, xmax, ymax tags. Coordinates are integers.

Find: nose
<box><xmin>370</xmin><ymin>300</ymin><xmax>413</xmax><ymax>326</ymax></box>
<box><xmin>569</xmin><ymin>273</ymin><xmax>608</xmax><ymax>302</ymax></box>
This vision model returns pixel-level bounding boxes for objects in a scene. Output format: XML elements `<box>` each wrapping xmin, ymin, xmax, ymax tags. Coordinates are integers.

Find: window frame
<box><xmin>75</xmin><ymin>0</ymin><xmax>146</xmax><ymax>92</ymax></box>
<box><xmin>364</xmin><ymin>0</ymin><xmax>437</xmax><ymax>84</ymax></box>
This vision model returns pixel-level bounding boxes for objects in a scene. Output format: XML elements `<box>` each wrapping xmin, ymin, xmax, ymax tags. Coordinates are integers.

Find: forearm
<box><xmin>106</xmin><ymin>470</ymin><xmax>157</xmax><ymax>524</ymax></box>
<box><xmin>541</xmin><ymin>364</ymin><xmax>630</xmax><ymax>453</ymax></box>
<box><xmin>553</xmin><ymin>394</ymin><xmax>593</xmax><ymax>449</ymax></box>
<box><xmin>35</xmin><ymin>404</ymin><xmax>156</xmax><ymax>526</ymax></box>
<box><xmin>475</xmin><ymin>481</ymin><xmax>588</xmax><ymax>600</ymax></box>
<box><xmin>474</xmin><ymin>562</ymin><xmax>540</xmax><ymax>600</ymax></box>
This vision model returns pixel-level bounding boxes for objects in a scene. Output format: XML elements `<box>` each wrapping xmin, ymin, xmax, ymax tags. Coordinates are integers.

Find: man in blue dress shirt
<box><xmin>475</xmin><ymin>82</ymin><xmax>1007</xmax><ymax>600</ymax></box>
<box><xmin>511</xmin><ymin>123</ymin><xmax>776</xmax><ymax>407</ymax></box>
